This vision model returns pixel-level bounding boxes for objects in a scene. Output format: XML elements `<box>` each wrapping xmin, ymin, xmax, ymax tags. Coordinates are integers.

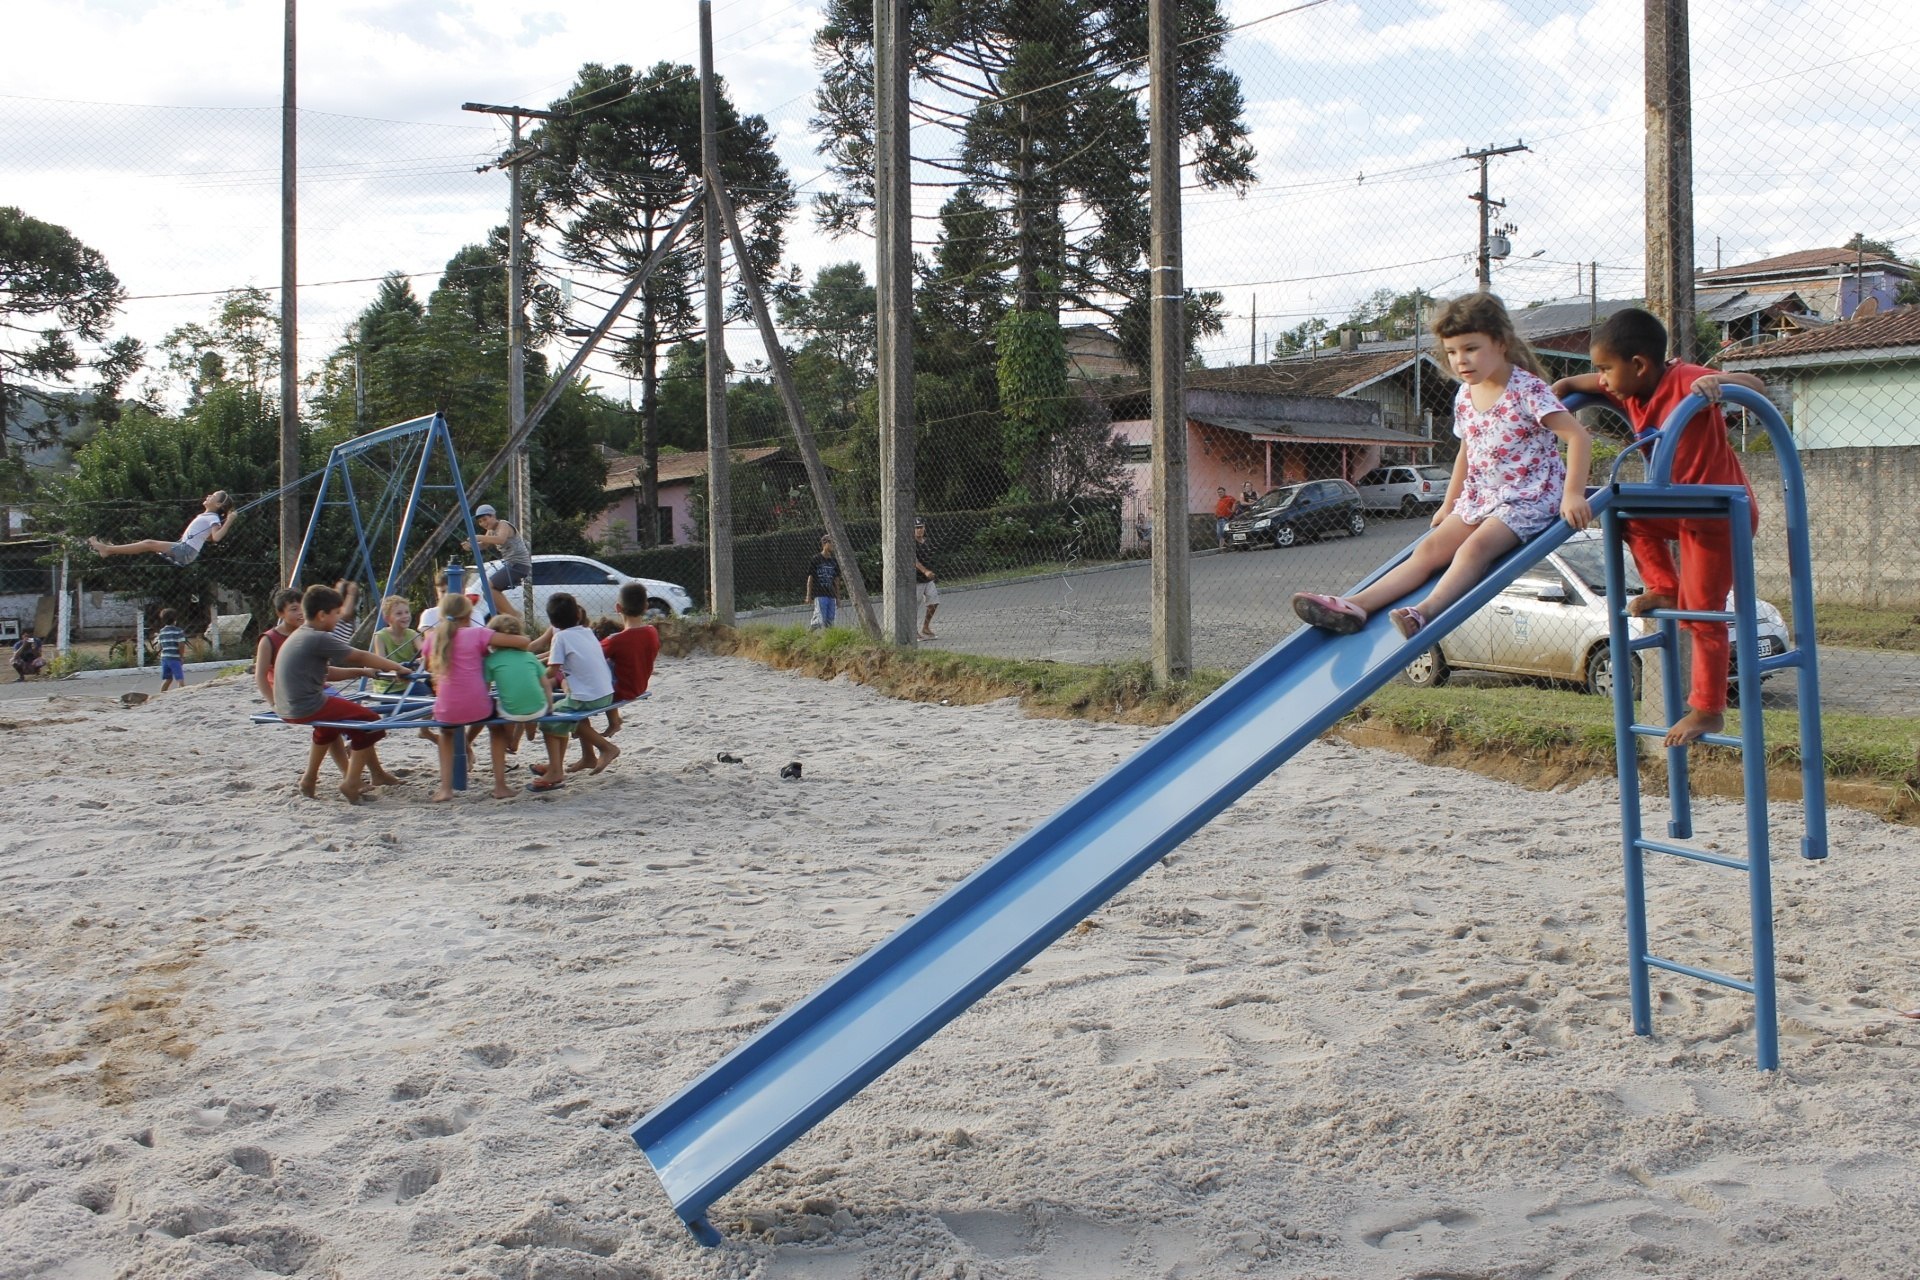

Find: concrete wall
<box><xmin>1783</xmin><ymin>364</ymin><xmax>1920</xmax><ymax>450</ymax></box>
<box><xmin>1741</xmin><ymin>447</ymin><xmax>1920</xmax><ymax>605</ymax></box>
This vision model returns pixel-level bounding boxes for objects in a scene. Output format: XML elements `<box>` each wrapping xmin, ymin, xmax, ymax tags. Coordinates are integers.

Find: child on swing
<box><xmin>1292</xmin><ymin>293</ymin><xmax>1592</xmax><ymax>639</ymax></box>
<box><xmin>90</xmin><ymin>491</ymin><xmax>237</xmax><ymax>565</ymax></box>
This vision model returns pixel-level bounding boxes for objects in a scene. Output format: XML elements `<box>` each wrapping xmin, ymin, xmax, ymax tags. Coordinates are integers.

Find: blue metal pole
<box><xmin>1727</xmin><ymin>492</ymin><xmax>1778</xmax><ymax>1070</ymax></box>
<box><xmin>438</xmin><ymin>415</ymin><xmax>494</xmax><ymax>624</ymax></box>
<box><xmin>383</xmin><ymin>418</ymin><xmax>439</xmax><ymax>603</ymax></box>
<box><xmin>443</xmin><ymin>557</ymin><xmax>470</xmax><ymax>793</ymax></box>
<box><xmin>1604</xmin><ymin>504</ymin><xmax>1653</xmax><ymax>1038</ymax></box>
<box><xmin>289</xmin><ymin>448</ymin><xmax>338</xmax><ymax>588</ymax></box>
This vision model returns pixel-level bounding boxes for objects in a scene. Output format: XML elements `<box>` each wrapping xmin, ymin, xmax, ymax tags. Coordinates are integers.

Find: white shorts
<box><xmin>916</xmin><ymin>581</ymin><xmax>939</xmax><ymax>606</ymax></box>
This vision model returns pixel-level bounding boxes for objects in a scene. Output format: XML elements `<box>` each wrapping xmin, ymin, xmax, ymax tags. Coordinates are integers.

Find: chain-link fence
<box><xmin>5</xmin><ymin>0</ymin><xmax>1917</xmax><ymax>728</ymax></box>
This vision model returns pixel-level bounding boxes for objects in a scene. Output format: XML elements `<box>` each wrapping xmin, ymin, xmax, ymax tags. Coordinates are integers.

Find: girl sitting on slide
<box><xmin>90</xmin><ymin>491</ymin><xmax>237</xmax><ymax>566</ymax></box>
<box><xmin>1292</xmin><ymin>293</ymin><xmax>1592</xmax><ymax>639</ymax></box>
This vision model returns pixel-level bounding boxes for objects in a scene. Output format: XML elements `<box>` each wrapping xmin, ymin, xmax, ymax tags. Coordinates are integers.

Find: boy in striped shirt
<box><xmin>155</xmin><ymin>608</ymin><xmax>187</xmax><ymax>692</ymax></box>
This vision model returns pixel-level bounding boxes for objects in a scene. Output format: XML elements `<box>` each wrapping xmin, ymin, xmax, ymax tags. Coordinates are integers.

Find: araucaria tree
<box><xmin>812</xmin><ymin>0</ymin><xmax>1254</xmax><ymax>502</ymax></box>
<box><xmin>525</xmin><ymin>62</ymin><xmax>793</xmax><ymax>545</ymax></box>
<box><xmin>0</xmin><ymin>208</ymin><xmax>141</xmax><ymax>532</ymax></box>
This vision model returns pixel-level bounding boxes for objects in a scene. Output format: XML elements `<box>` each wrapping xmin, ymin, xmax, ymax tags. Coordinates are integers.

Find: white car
<box><xmin>1355</xmin><ymin>464</ymin><xmax>1452</xmax><ymax>516</ymax></box>
<box><xmin>1402</xmin><ymin>530</ymin><xmax>1790</xmax><ymax>698</ymax></box>
<box><xmin>484</xmin><ymin>553</ymin><xmax>695</xmax><ymax>622</ymax></box>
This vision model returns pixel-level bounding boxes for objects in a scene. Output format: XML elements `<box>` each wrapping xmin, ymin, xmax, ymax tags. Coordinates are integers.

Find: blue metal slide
<box><xmin>633</xmin><ymin>490</ymin><xmax>1617</xmax><ymax>1244</ymax></box>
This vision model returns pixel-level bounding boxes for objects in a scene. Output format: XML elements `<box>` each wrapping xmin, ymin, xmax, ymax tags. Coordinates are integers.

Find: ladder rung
<box><xmin>1629</xmin><ymin>724</ymin><xmax>1743</xmax><ymax>750</ymax></box>
<box><xmin>1757</xmin><ymin>651</ymin><xmax>1799</xmax><ymax>675</ymax></box>
<box><xmin>1644</xmin><ymin>954</ymin><xmax>1755</xmax><ymax>995</ymax></box>
<box><xmin>1634</xmin><ymin>836</ymin><xmax>1750</xmax><ymax>872</ymax></box>
<box><xmin>1647</xmin><ymin>608</ymin><xmax>1736</xmax><ymax>623</ymax></box>
<box><xmin>1629</xmin><ymin>633</ymin><xmax>1667</xmax><ymax>652</ymax></box>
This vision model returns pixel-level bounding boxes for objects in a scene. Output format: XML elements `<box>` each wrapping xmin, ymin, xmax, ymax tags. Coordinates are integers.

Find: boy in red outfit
<box><xmin>600</xmin><ymin>581</ymin><xmax>661</xmax><ymax>738</ymax></box>
<box><xmin>1554</xmin><ymin>308</ymin><xmax>1769</xmax><ymax>747</ymax></box>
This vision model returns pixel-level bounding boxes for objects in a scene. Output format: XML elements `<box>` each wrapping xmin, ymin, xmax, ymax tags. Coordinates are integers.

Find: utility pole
<box><xmin>699</xmin><ymin>1</ymin><xmax>734</xmax><ymax>624</ymax></box>
<box><xmin>1464</xmin><ymin>141</ymin><xmax>1528</xmax><ymax>291</ymax></box>
<box><xmin>461</xmin><ymin>99</ymin><xmax>560</xmax><ymax>615</ymax></box>
<box><xmin>874</xmin><ymin>0</ymin><xmax>916</xmax><ymax>644</ymax></box>
<box><xmin>279</xmin><ymin>0</ymin><xmax>299</xmax><ymax>583</ymax></box>
<box><xmin>1249</xmin><ymin>293</ymin><xmax>1257</xmax><ymax>366</ymax></box>
<box><xmin>1645</xmin><ymin>0</ymin><xmax>1696</xmax><ymax>360</ymax></box>
<box><xmin>1148</xmin><ymin>0</ymin><xmax>1190</xmax><ymax>683</ymax></box>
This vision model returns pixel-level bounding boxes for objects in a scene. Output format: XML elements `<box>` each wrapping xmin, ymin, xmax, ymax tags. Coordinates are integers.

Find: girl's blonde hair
<box><xmin>429</xmin><ymin>592</ymin><xmax>472</xmax><ymax>676</ymax></box>
<box><xmin>379</xmin><ymin>594</ymin><xmax>411</xmax><ymax>624</ymax></box>
<box><xmin>1432</xmin><ymin>292</ymin><xmax>1549</xmax><ymax>381</ymax></box>
<box><xmin>487</xmin><ymin>614</ymin><xmax>524</xmax><ymax>636</ymax></box>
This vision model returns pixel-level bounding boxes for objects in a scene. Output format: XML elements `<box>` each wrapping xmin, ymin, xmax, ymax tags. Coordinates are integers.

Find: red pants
<box><xmin>287</xmin><ymin>695</ymin><xmax>386</xmax><ymax>750</ymax></box>
<box><xmin>1622</xmin><ymin>505</ymin><xmax>1758</xmax><ymax>715</ymax></box>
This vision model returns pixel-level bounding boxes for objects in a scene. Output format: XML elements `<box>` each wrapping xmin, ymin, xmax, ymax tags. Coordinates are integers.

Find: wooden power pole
<box><xmin>874</xmin><ymin>0</ymin><xmax>916</xmax><ymax>644</ymax></box>
<box><xmin>699</xmin><ymin>1</ymin><xmax>734</xmax><ymax>623</ymax></box>
<box><xmin>278</xmin><ymin>0</ymin><xmax>299</xmax><ymax>582</ymax></box>
<box><xmin>461</xmin><ymin>99</ymin><xmax>561</xmax><ymax>618</ymax></box>
<box><xmin>1646</xmin><ymin>0</ymin><xmax>1697</xmax><ymax>361</ymax></box>
<box><xmin>1148</xmin><ymin>0</ymin><xmax>1190</xmax><ymax>683</ymax></box>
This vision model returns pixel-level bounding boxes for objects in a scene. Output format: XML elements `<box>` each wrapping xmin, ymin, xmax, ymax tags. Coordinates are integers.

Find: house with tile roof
<box><xmin>1695</xmin><ymin>247</ymin><xmax>1913</xmax><ymax>323</ymax></box>
<box><xmin>587</xmin><ymin>446</ymin><xmax>807</xmax><ymax>548</ymax></box>
<box><xmin>1723</xmin><ymin>306</ymin><xmax>1920</xmax><ymax>448</ymax></box>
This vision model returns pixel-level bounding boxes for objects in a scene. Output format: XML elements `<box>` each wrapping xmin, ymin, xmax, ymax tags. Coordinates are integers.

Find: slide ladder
<box><xmin>631</xmin><ymin>494</ymin><xmax>1619</xmax><ymax>1243</ymax></box>
<box><xmin>1599</xmin><ymin>385</ymin><xmax>1828</xmax><ymax>1071</ymax></box>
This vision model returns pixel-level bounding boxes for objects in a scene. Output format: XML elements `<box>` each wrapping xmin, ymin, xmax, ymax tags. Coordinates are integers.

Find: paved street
<box><xmin>756</xmin><ymin>514</ymin><xmax>1920</xmax><ymax>718</ymax></box>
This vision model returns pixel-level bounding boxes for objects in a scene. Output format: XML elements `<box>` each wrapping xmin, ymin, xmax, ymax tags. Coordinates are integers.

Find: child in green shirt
<box><xmin>370</xmin><ymin>595</ymin><xmax>423</xmax><ymax>698</ymax></box>
<box><xmin>483</xmin><ymin>613</ymin><xmax>551</xmax><ymax>799</ymax></box>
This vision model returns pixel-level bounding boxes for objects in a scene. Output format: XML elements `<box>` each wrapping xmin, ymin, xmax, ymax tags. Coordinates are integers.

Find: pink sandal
<box><xmin>1292</xmin><ymin>592</ymin><xmax>1368</xmax><ymax>635</ymax></box>
<box><xmin>1390</xmin><ymin>606</ymin><xmax>1426</xmax><ymax>638</ymax></box>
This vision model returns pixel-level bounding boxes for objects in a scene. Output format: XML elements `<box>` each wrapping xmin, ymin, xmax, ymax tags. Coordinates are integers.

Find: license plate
<box><xmin>1231</xmin><ymin>532</ymin><xmax>1248</xmax><ymax>542</ymax></box>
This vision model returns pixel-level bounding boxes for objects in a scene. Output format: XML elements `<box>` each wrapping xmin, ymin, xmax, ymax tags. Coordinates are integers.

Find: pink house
<box><xmin>1109</xmin><ymin>382</ymin><xmax>1435</xmax><ymax>548</ymax></box>
<box><xmin>587</xmin><ymin>446</ymin><xmax>793</xmax><ymax>549</ymax></box>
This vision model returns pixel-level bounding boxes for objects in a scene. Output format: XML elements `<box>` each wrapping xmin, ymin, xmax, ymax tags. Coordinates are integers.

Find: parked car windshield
<box><xmin>1418</xmin><ymin>466</ymin><xmax>1451</xmax><ymax>481</ymax></box>
<box><xmin>1556</xmin><ymin>539</ymin><xmax>1644</xmax><ymax>595</ymax></box>
<box><xmin>1254</xmin><ymin>486</ymin><xmax>1303</xmax><ymax>511</ymax></box>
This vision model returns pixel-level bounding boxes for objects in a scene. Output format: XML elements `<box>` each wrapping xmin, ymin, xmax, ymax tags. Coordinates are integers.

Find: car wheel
<box><xmin>1272</xmin><ymin>524</ymin><xmax>1298</xmax><ymax>549</ymax></box>
<box><xmin>1404</xmin><ymin>646</ymin><xmax>1449</xmax><ymax>688</ymax></box>
<box><xmin>1399</xmin><ymin>495</ymin><xmax>1420</xmax><ymax>518</ymax></box>
<box><xmin>1585</xmin><ymin>646</ymin><xmax>1642</xmax><ymax>697</ymax></box>
<box><xmin>646</xmin><ymin>598</ymin><xmax>672</xmax><ymax>620</ymax></box>
<box><xmin>1347</xmin><ymin>511</ymin><xmax>1366</xmax><ymax>537</ymax></box>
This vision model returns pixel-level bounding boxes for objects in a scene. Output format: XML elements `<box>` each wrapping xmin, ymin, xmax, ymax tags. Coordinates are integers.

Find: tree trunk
<box><xmin>1015</xmin><ymin>103</ymin><xmax>1040</xmax><ymax>313</ymax></box>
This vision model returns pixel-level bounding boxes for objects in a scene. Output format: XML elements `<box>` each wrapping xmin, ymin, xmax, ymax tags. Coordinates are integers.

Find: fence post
<box><xmin>1148</xmin><ymin>0</ymin><xmax>1191</xmax><ymax>683</ymax></box>
<box><xmin>56</xmin><ymin>552</ymin><xmax>72</xmax><ymax>658</ymax></box>
<box><xmin>700</xmin><ymin>1</ymin><xmax>735</xmax><ymax>626</ymax></box>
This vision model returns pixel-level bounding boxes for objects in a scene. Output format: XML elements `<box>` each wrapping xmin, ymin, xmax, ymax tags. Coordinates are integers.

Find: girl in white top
<box><xmin>90</xmin><ymin>491</ymin><xmax>237</xmax><ymax>566</ymax></box>
<box><xmin>1292</xmin><ymin>293</ymin><xmax>1592</xmax><ymax>640</ymax></box>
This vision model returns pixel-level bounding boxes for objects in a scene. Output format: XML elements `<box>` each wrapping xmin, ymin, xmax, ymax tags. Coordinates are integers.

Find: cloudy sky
<box><xmin>9</xmin><ymin>0</ymin><xmax>1916</xmax><ymax>413</ymax></box>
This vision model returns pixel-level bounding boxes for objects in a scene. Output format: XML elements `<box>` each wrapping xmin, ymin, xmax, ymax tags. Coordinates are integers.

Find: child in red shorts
<box><xmin>272</xmin><ymin>583</ymin><xmax>415</xmax><ymax>802</ymax></box>
<box><xmin>1554</xmin><ymin>308</ymin><xmax>1769</xmax><ymax>747</ymax></box>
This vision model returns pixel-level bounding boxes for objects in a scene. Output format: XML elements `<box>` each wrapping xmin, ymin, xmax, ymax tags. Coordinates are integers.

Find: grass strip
<box><xmin>659</xmin><ymin>619</ymin><xmax>1917</xmax><ymax>788</ymax></box>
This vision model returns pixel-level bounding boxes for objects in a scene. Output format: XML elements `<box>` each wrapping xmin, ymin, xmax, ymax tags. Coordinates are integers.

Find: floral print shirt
<box><xmin>1451</xmin><ymin>367</ymin><xmax>1569</xmax><ymax>536</ymax></box>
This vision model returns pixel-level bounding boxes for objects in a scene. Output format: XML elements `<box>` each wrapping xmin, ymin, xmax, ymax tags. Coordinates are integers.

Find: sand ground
<box><xmin>2</xmin><ymin>654</ymin><xmax>1916</xmax><ymax>1279</ymax></box>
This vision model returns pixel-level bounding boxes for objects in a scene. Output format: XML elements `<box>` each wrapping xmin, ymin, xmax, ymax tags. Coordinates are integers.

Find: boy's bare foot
<box><xmin>590</xmin><ymin>742</ymin><xmax>621</xmax><ymax>775</ymax></box>
<box><xmin>1664</xmin><ymin>708</ymin><xmax>1725</xmax><ymax>747</ymax></box>
<box><xmin>489</xmin><ymin>786</ymin><xmax>513</xmax><ymax>800</ymax></box>
<box><xmin>371</xmin><ymin>768</ymin><xmax>408</xmax><ymax>787</ymax></box>
<box><xmin>566</xmin><ymin>754</ymin><xmax>595</xmax><ymax>773</ymax></box>
<box><xmin>606</xmin><ymin>713</ymin><xmax>623</xmax><ymax>736</ymax></box>
<box><xmin>429</xmin><ymin>787</ymin><xmax>454</xmax><ymax>803</ymax></box>
<box><xmin>1627</xmin><ymin>592</ymin><xmax>1676</xmax><ymax>618</ymax></box>
<box><xmin>339</xmin><ymin>782</ymin><xmax>369</xmax><ymax>804</ymax></box>
<box><xmin>298</xmin><ymin>777</ymin><xmax>319</xmax><ymax>799</ymax></box>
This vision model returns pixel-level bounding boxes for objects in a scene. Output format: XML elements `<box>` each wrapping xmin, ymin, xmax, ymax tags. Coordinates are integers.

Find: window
<box><xmin>1123</xmin><ymin>442</ymin><xmax>1151</xmax><ymax>463</ymax></box>
<box><xmin>533</xmin><ymin>558</ymin><xmax>609</xmax><ymax>586</ymax></box>
<box><xmin>1358</xmin><ymin>469</ymin><xmax>1385</xmax><ymax>486</ymax></box>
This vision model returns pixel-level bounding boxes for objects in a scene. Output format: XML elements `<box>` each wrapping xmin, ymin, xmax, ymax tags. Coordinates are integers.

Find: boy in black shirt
<box><xmin>805</xmin><ymin>536</ymin><xmax>842</xmax><ymax>630</ymax></box>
